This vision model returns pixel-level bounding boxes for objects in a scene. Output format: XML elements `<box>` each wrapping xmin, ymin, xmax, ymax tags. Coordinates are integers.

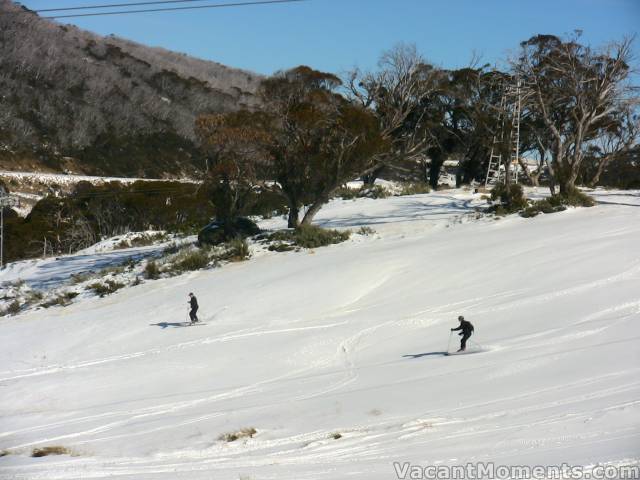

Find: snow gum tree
<box><xmin>515</xmin><ymin>34</ymin><xmax>637</xmax><ymax>195</ymax></box>
<box><xmin>200</xmin><ymin>66</ymin><xmax>387</xmax><ymax>228</ymax></box>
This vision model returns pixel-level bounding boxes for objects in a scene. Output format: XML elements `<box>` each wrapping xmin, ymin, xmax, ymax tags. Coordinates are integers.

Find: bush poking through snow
<box><xmin>490</xmin><ymin>183</ymin><xmax>528</xmax><ymax>214</ymax></box>
<box><xmin>144</xmin><ymin>260</ymin><xmax>160</xmax><ymax>279</ymax></box>
<box><xmin>218</xmin><ymin>427</ymin><xmax>257</xmax><ymax>442</ymax></box>
<box><xmin>1</xmin><ymin>300</ymin><xmax>21</xmax><ymax>316</ymax></box>
<box><xmin>88</xmin><ymin>280</ymin><xmax>125</xmax><ymax>297</ymax></box>
<box><xmin>269</xmin><ymin>225</ymin><xmax>350</xmax><ymax>250</ymax></box>
<box><xmin>330</xmin><ymin>432</ymin><xmax>342</xmax><ymax>440</ymax></box>
<box><xmin>294</xmin><ymin>225</ymin><xmax>350</xmax><ymax>248</ymax></box>
<box><xmin>334</xmin><ymin>184</ymin><xmax>390</xmax><ymax>201</ymax></box>
<box><xmin>172</xmin><ymin>248</ymin><xmax>211</xmax><ymax>272</ymax></box>
<box><xmin>268</xmin><ymin>241</ymin><xmax>295</xmax><ymax>252</ymax></box>
<box><xmin>31</xmin><ymin>446</ymin><xmax>72</xmax><ymax>457</ymax></box>
<box><xmin>219</xmin><ymin>238</ymin><xmax>250</xmax><ymax>262</ymax></box>
<box><xmin>357</xmin><ymin>226</ymin><xmax>375</xmax><ymax>236</ymax></box>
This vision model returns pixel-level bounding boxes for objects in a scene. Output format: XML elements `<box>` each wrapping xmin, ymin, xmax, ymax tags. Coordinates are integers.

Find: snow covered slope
<box><xmin>1</xmin><ymin>189</ymin><xmax>639</xmax><ymax>479</ymax></box>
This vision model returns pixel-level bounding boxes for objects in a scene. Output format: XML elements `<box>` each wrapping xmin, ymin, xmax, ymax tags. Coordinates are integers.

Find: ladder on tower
<box><xmin>484</xmin><ymin>78</ymin><xmax>522</xmax><ymax>188</ymax></box>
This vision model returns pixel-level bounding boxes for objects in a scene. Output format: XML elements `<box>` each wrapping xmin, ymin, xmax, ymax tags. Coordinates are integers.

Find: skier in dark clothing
<box><xmin>451</xmin><ymin>315</ymin><xmax>474</xmax><ymax>352</ymax></box>
<box><xmin>188</xmin><ymin>293</ymin><xmax>199</xmax><ymax>324</ymax></box>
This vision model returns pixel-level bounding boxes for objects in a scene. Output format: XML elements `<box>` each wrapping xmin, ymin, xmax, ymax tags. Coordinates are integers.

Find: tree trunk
<box><xmin>428</xmin><ymin>150</ymin><xmax>444</xmax><ymax>190</ymax></box>
<box><xmin>300</xmin><ymin>194</ymin><xmax>329</xmax><ymax>226</ymax></box>
<box><xmin>287</xmin><ymin>204</ymin><xmax>299</xmax><ymax>228</ymax></box>
<box><xmin>361</xmin><ymin>165</ymin><xmax>385</xmax><ymax>187</ymax></box>
<box><xmin>588</xmin><ymin>157</ymin><xmax>611</xmax><ymax>188</ymax></box>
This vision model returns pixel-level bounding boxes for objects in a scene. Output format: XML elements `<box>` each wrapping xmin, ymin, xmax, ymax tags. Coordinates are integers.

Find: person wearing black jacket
<box><xmin>451</xmin><ymin>315</ymin><xmax>474</xmax><ymax>352</ymax></box>
<box><xmin>188</xmin><ymin>293</ymin><xmax>199</xmax><ymax>324</ymax></box>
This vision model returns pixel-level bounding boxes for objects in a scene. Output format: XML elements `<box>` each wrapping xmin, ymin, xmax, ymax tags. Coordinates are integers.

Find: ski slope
<box><xmin>1</xmin><ymin>188</ymin><xmax>639</xmax><ymax>479</ymax></box>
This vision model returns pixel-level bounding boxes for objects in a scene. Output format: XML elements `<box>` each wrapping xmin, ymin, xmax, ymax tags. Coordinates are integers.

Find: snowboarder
<box><xmin>188</xmin><ymin>293</ymin><xmax>199</xmax><ymax>324</ymax></box>
<box><xmin>451</xmin><ymin>315</ymin><xmax>474</xmax><ymax>352</ymax></box>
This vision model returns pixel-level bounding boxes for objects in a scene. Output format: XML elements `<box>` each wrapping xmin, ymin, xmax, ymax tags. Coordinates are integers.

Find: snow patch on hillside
<box><xmin>0</xmin><ymin>188</ymin><xmax>638</xmax><ymax>479</ymax></box>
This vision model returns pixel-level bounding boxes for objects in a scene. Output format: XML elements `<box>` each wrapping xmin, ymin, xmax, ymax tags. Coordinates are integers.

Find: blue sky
<box><xmin>18</xmin><ymin>0</ymin><xmax>640</xmax><ymax>75</ymax></box>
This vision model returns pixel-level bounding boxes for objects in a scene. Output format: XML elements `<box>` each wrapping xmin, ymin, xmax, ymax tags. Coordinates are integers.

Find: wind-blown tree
<box><xmin>199</xmin><ymin>66</ymin><xmax>387</xmax><ymax>228</ymax></box>
<box><xmin>261</xmin><ymin>66</ymin><xmax>387</xmax><ymax>227</ymax></box>
<box><xmin>515</xmin><ymin>34</ymin><xmax>636</xmax><ymax>195</ymax></box>
<box><xmin>347</xmin><ymin>44</ymin><xmax>445</xmax><ymax>185</ymax></box>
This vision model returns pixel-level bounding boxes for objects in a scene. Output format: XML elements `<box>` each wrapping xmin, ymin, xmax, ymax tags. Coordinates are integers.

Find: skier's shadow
<box><xmin>150</xmin><ymin>322</ymin><xmax>187</xmax><ymax>329</ymax></box>
<box><xmin>402</xmin><ymin>351</ymin><xmax>448</xmax><ymax>359</ymax></box>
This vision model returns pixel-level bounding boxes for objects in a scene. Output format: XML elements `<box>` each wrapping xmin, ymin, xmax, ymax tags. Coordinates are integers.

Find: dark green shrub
<box><xmin>198</xmin><ymin>217</ymin><xmax>260</xmax><ymax>247</ymax></box>
<box><xmin>292</xmin><ymin>225</ymin><xmax>350</xmax><ymax>248</ymax></box>
<box><xmin>561</xmin><ymin>188</ymin><xmax>596</xmax><ymax>207</ymax></box>
<box><xmin>490</xmin><ymin>183</ymin><xmax>527</xmax><ymax>212</ymax></box>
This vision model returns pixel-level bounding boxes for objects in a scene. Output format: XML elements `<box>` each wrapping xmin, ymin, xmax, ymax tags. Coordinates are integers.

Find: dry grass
<box><xmin>31</xmin><ymin>446</ymin><xmax>72</xmax><ymax>457</ymax></box>
<box><xmin>218</xmin><ymin>427</ymin><xmax>257</xmax><ymax>442</ymax></box>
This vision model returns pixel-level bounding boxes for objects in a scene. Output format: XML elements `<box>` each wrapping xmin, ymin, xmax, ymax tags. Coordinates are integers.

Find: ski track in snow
<box><xmin>1</xmin><ymin>188</ymin><xmax>639</xmax><ymax>479</ymax></box>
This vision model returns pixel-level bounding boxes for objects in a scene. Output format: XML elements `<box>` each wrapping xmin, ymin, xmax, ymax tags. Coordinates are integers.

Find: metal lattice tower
<box><xmin>485</xmin><ymin>78</ymin><xmax>523</xmax><ymax>188</ymax></box>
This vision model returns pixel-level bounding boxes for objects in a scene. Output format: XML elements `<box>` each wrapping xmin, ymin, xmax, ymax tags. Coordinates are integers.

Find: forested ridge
<box><xmin>0</xmin><ymin>0</ymin><xmax>261</xmax><ymax>177</ymax></box>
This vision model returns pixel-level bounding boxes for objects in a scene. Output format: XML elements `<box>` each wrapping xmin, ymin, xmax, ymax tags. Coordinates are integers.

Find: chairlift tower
<box><xmin>484</xmin><ymin>78</ymin><xmax>523</xmax><ymax>188</ymax></box>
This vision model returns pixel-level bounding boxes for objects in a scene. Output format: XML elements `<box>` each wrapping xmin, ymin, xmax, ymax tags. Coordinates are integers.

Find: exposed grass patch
<box><xmin>357</xmin><ymin>226</ymin><xmax>375</xmax><ymax>236</ymax></box>
<box><xmin>115</xmin><ymin>232</ymin><xmax>169</xmax><ymax>250</ymax></box>
<box><xmin>218</xmin><ymin>238</ymin><xmax>250</xmax><ymax>262</ymax></box>
<box><xmin>70</xmin><ymin>272</ymin><xmax>92</xmax><ymax>284</ymax></box>
<box><xmin>171</xmin><ymin>248</ymin><xmax>211</xmax><ymax>272</ymax></box>
<box><xmin>334</xmin><ymin>184</ymin><xmax>390</xmax><ymax>200</ymax></box>
<box><xmin>144</xmin><ymin>260</ymin><xmax>160</xmax><ymax>279</ymax></box>
<box><xmin>31</xmin><ymin>446</ymin><xmax>72</xmax><ymax>457</ymax></box>
<box><xmin>88</xmin><ymin>280</ymin><xmax>125</xmax><ymax>297</ymax></box>
<box><xmin>267</xmin><ymin>241</ymin><xmax>295</xmax><ymax>252</ymax></box>
<box><xmin>397</xmin><ymin>182</ymin><xmax>431</xmax><ymax>196</ymax></box>
<box><xmin>218</xmin><ymin>427</ymin><xmax>257</xmax><ymax>442</ymax></box>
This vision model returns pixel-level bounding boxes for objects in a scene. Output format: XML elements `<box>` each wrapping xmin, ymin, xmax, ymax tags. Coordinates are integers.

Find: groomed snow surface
<box><xmin>1</xmin><ymin>188</ymin><xmax>639</xmax><ymax>480</ymax></box>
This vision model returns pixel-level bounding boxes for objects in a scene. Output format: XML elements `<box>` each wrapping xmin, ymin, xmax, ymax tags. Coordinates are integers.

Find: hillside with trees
<box><xmin>0</xmin><ymin>0</ymin><xmax>261</xmax><ymax>177</ymax></box>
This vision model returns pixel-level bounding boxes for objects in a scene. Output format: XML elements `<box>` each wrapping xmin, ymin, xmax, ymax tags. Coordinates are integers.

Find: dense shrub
<box><xmin>171</xmin><ymin>248</ymin><xmax>211</xmax><ymax>272</ymax></box>
<box><xmin>88</xmin><ymin>280</ymin><xmax>125</xmax><ymax>297</ymax></box>
<box><xmin>490</xmin><ymin>183</ymin><xmax>528</xmax><ymax>212</ymax></box>
<box><xmin>269</xmin><ymin>225</ymin><xmax>350</xmax><ymax>249</ymax></box>
<box><xmin>520</xmin><ymin>190</ymin><xmax>593</xmax><ymax>218</ymax></box>
<box><xmin>198</xmin><ymin>217</ymin><xmax>260</xmax><ymax>247</ymax></box>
